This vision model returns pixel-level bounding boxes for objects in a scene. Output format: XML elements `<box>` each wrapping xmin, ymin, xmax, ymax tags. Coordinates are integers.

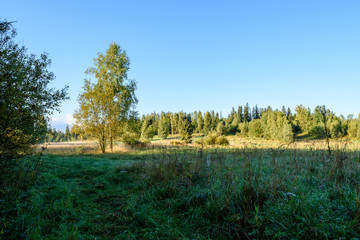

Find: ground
<box><xmin>2</xmin><ymin>135</ymin><xmax>360</xmax><ymax>239</ymax></box>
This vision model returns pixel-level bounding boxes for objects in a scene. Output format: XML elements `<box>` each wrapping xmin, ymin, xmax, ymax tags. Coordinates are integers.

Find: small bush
<box><xmin>122</xmin><ymin>132</ymin><xmax>141</xmax><ymax>146</ymax></box>
<box><xmin>309</xmin><ymin>125</ymin><xmax>325</xmax><ymax>138</ymax></box>
<box><xmin>215</xmin><ymin>136</ymin><xmax>229</xmax><ymax>146</ymax></box>
<box><xmin>204</xmin><ymin>133</ymin><xmax>218</xmax><ymax>145</ymax></box>
<box><xmin>170</xmin><ymin>141</ymin><xmax>183</xmax><ymax>145</ymax></box>
<box><xmin>203</xmin><ymin>133</ymin><xmax>229</xmax><ymax>146</ymax></box>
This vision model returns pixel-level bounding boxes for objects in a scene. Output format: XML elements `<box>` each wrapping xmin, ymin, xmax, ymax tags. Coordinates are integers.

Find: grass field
<box><xmin>2</xmin><ymin>136</ymin><xmax>360</xmax><ymax>239</ymax></box>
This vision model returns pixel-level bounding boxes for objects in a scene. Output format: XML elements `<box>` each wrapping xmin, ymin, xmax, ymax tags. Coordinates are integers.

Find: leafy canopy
<box><xmin>0</xmin><ymin>20</ymin><xmax>68</xmax><ymax>160</ymax></box>
<box><xmin>74</xmin><ymin>43</ymin><xmax>137</xmax><ymax>153</ymax></box>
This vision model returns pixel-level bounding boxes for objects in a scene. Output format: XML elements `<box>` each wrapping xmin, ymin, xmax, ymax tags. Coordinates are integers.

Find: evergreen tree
<box><xmin>237</xmin><ymin>106</ymin><xmax>243</xmax><ymax>123</ymax></box>
<box><xmin>252</xmin><ymin>105</ymin><xmax>260</xmax><ymax>119</ymax></box>
<box><xmin>215</xmin><ymin>112</ymin><xmax>220</xmax><ymax>125</ymax></box>
<box><xmin>286</xmin><ymin>107</ymin><xmax>292</xmax><ymax>121</ymax></box>
<box><xmin>170</xmin><ymin>113</ymin><xmax>178</xmax><ymax>134</ymax></box>
<box><xmin>177</xmin><ymin>112</ymin><xmax>185</xmax><ymax>134</ymax></box>
<box><xmin>65</xmin><ymin>124</ymin><xmax>71</xmax><ymax>141</ymax></box>
<box><xmin>192</xmin><ymin>111</ymin><xmax>198</xmax><ymax>132</ymax></box>
<box><xmin>217</xmin><ymin>121</ymin><xmax>226</xmax><ymax>135</ymax></box>
<box><xmin>211</xmin><ymin>110</ymin><xmax>216</xmax><ymax>130</ymax></box>
<box><xmin>228</xmin><ymin>107</ymin><xmax>236</xmax><ymax>123</ymax></box>
<box><xmin>204</xmin><ymin>111</ymin><xmax>211</xmax><ymax>134</ymax></box>
<box><xmin>141</xmin><ymin>115</ymin><xmax>156</xmax><ymax>140</ymax></box>
<box><xmin>244</xmin><ymin>103</ymin><xmax>251</xmax><ymax>122</ymax></box>
<box><xmin>180</xmin><ymin>117</ymin><xmax>193</xmax><ymax>143</ymax></box>
<box><xmin>158</xmin><ymin>112</ymin><xmax>170</xmax><ymax>139</ymax></box>
<box><xmin>197</xmin><ymin>111</ymin><xmax>204</xmax><ymax>134</ymax></box>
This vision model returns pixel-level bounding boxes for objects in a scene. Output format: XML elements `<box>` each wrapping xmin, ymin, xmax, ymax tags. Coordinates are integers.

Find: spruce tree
<box><xmin>244</xmin><ymin>103</ymin><xmax>251</xmax><ymax>122</ymax></box>
<box><xmin>65</xmin><ymin>124</ymin><xmax>71</xmax><ymax>141</ymax></box>
<box><xmin>237</xmin><ymin>106</ymin><xmax>243</xmax><ymax>123</ymax></box>
<box><xmin>197</xmin><ymin>111</ymin><xmax>204</xmax><ymax>134</ymax></box>
<box><xmin>170</xmin><ymin>113</ymin><xmax>178</xmax><ymax>134</ymax></box>
<box><xmin>215</xmin><ymin>112</ymin><xmax>220</xmax><ymax>125</ymax></box>
<box><xmin>180</xmin><ymin>117</ymin><xmax>193</xmax><ymax>143</ymax></box>
<box><xmin>204</xmin><ymin>111</ymin><xmax>211</xmax><ymax>134</ymax></box>
<box><xmin>211</xmin><ymin>111</ymin><xmax>216</xmax><ymax>130</ymax></box>
<box><xmin>158</xmin><ymin>112</ymin><xmax>170</xmax><ymax>139</ymax></box>
<box><xmin>252</xmin><ymin>105</ymin><xmax>260</xmax><ymax>119</ymax></box>
<box><xmin>192</xmin><ymin>111</ymin><xmax>198</xmax><ymax>132</ymax></box>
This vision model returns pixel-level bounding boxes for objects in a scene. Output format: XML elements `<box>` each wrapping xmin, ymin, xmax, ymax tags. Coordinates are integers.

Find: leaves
<box><xmin>75</xmin><ymin>43</ymin><xmax>137</xmax><ymax>153</ymax></box>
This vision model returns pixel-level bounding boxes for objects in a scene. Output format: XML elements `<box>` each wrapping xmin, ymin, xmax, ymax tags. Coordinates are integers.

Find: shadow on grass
<box><xmin>4</xmin><ymin>144</ymin><xmax>360</xmax><ymax>239</ymax></box>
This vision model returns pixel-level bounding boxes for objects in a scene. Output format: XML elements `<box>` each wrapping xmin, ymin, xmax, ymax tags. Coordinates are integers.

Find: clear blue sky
<box><xmin>2</xmin><ymin>1</ymin><xmax>360</xmax><ymax>130</ymax></box>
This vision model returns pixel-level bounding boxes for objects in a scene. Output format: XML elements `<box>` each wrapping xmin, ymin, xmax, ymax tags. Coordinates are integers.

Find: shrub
<box><xmin>330</xmin><ymin>120</ymin><xmax>344</xmax><ymax>139</ymax></box>
<box><xmin>204</xmin><ymin>133</ymin><xmax>218</xmax><ymax>145</ymax></box>
<box><xmin>216</xmin><ymin>121</ymin><xmax>226</xmax><ymax>135</ymax></box>
<box><xmin>121</xmin><ymin>132</ymin><xmax>141</xmax><ymax>146</ymax></box>
<box><xmin>215</xmin><ymin>136</ymin><xmax>229</xmax><ymax>146</ymax></box>
<box><xmin>309</xmin><ymin>125</ymin><xmax>325</xmax><ymax>138</ymax></box>
<box><xmin>238</xmin><ymin>122</ymin><xmax>249</xmax><ymax>137</ymax></box>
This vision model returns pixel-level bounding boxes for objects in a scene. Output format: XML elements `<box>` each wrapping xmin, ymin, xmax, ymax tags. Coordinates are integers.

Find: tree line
<box><xmin>136</xmin><ymin>104</ymin><xmax>360</xmax><ymax>143</ymax></box>
<box><xmin>46</xmin><ymin>103</ymin><xmax>360</xmax><ymax>149</ymax></box>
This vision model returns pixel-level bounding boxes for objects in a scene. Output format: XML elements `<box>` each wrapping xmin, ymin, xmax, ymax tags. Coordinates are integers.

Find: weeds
<box><xmin>3</xmin><ymin>142</ymin><xmax>360</xmax><ymax>239</ymax></box>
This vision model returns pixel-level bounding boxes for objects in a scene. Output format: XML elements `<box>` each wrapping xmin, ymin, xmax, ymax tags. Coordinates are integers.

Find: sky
<box><xmin>2</xmin><ymin>0</ymin><xmax>360</xmax><ymax>130</ymax></box>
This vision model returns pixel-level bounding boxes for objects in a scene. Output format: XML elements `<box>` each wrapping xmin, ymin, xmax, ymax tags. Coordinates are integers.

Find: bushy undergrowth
<box><xmin>3</xmin><ymin>144</ymin><xmax>360</xmax><ymax>239</ymax></box>
<box><xmin>198</xmin><ymin>133</ymin><xmax>229</xmax><ymax>146</ymax></box>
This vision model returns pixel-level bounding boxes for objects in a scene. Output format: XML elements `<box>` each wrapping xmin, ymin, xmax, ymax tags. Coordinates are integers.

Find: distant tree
<box><xmin>204</xmin><ymin>111</ymin><xmax>211</xmax><ymax>134</ymax></box>
<box><xmin>170</xmin><ymin>113</ymin><xmax>178</xmax><ymax>134</ymax></box>
<box><xmin>74</xmin><ymin>43</ymin><xmax>137</xmax><ymax>153</ymax></box>
<box><xmin>262</xmin><ymin>110</ymin><xmax>293</xmax><ymax>142</ymax></box>
<box><xmin>348</xmin><ymin>119</ymin><xmax>359</xmax><ymax>138</ymax></box>
<box><xmin>330</xmin><ymin>120</ymin><xmax>344</xmax><ymax>139</ymax></box>
<box><xmin>197</xmin><ymin>111</ymin><xmax>204</xmax><ymax>134</ymax></box>
<box><xmin>238</xmin><ymin>122</ymin><xmax>249</xmax><ymax>136</ymax></box>
<box><xmin>228</xmin><ymin>107</ymin><xmax>236</xmax><ymax>123</ymax></box>
<box><xmin>248</xmin><ymin>119</ymin><xmax>264</xmax><ymax>138</ymax></box>
<box><xmin>180</xmin><ymin>117</ymin><xmax>193</xmax><ymax>143</ymax></box>
<box><xmin>211</xmin><ymin>111</ymin><xmax>216</xmax><ymax>130</ymax></box>
<box><xmin>158</xmin><ymin>112</ymin><xmax>170</xmax><ymax>139</ymax></box>
<box><xmin>215</xmin><ymin>112</ymin><xmax>220</xmax><ymax>125</ymax></box>
<box><xmin>191</xmin><ymin>111</ymin><xmax>198</xmax><ymax>132</ymax></box>
<box><xmin>295</xmin><ymin>105</ymin><xmax>312</xmax><ymax>133</ymax></box>
<box><xmin>237</xmin><ymin>106</ymin><xmax>243</xmax><ymax>123</ymax></box>
<box><xmin>141</xmin><ymin>114</ymin><xmax>156</xmax><ymax>140</ymax></box>
<box><xmin>286</xmin><ymin>107</ymin><xmax>293</xmax><ymax>121</ymax></box>
<box><xmin>65</xmin><ymin>124</ymin><xmax>71</xmax><ymax>141</ymax></box>
<box><xmin>252</xmin><ymin>105</ymin><xmax>260</xmax><ymax>120</ymax></box>
<box><xmin>244</xmin><ymin>103</ymin><xmax>251</xmax><ymax>122</ymax></box>
<box><xmin>217</xmin><ymin>121</ymin><xmax>226</xmax><ymax>135</ymax></box>
<box><xmin>0</xmin><ymin>20</ymin><xmax>68</xmax><ymax>163</ymax></box>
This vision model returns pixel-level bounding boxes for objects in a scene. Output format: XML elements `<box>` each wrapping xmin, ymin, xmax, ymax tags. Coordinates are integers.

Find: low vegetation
<box><xmin>2</xmin><ymin>140</ymin><xmax>360</xmax><ymax>239</ymax></box>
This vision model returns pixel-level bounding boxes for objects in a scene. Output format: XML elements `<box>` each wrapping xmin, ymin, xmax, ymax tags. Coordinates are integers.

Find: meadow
<box><xmin>2</xmin><ymin>137</ymin><xmax>360</xmax><ymax>239</ymax></box>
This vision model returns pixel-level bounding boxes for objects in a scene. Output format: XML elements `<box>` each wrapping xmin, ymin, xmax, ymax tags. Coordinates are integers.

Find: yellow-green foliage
<box><xmin>215</xmin><ymin>136</ymin><xmax>229</xmax><ymax>146</ymax></box>
<box><xmin>262</xmin><ymin>110</ymin><xmax>293</xmax><ymax>142</ymax></box>
<box><xmin>248</xmin><ymin>119</ymin><xmax>264</xmax><ymax>138</ymax></box>
<box><xmin>203</xmin><ymin>133</ymin><xmax>229</xmax><ymax>146</ymax></box>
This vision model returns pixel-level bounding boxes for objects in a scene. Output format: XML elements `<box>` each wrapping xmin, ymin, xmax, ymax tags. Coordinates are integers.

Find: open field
<box><xmin>3</xmin><ymin>136</ymin><xmax>360</xmax><ymax>239</ymax></box>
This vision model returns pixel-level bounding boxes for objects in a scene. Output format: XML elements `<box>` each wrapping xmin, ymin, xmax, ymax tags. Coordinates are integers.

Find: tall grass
<box><xmin>3</xmin><ymin>141</ymin><xmax>360</xmax><ymax>239</ymax></box>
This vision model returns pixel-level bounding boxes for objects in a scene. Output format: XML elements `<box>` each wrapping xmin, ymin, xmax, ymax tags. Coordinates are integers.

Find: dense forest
<box><xmin>46</xmin><ymin>104</ymin><xmax>360</xmax><ymax>144</ymax></box>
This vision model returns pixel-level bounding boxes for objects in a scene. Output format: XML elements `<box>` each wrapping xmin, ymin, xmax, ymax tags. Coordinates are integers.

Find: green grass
<box><xmin>2</xmin><ymin>144</ymin><xmax>360</xmax><ymax>239</ymax></box>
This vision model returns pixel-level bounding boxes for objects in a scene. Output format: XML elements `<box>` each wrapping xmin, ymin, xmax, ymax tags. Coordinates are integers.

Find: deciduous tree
<box><xmin>74</xmin><ymin>43</ymin><xmax>137</xmax><ymax>153</ymax></box>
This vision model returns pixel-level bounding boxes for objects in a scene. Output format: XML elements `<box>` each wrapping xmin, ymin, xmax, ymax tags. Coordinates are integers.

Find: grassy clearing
<box><xmin>2</xmin><ymin>139</ymin><xmax>360</xmax><ymax>239</ymax></box>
